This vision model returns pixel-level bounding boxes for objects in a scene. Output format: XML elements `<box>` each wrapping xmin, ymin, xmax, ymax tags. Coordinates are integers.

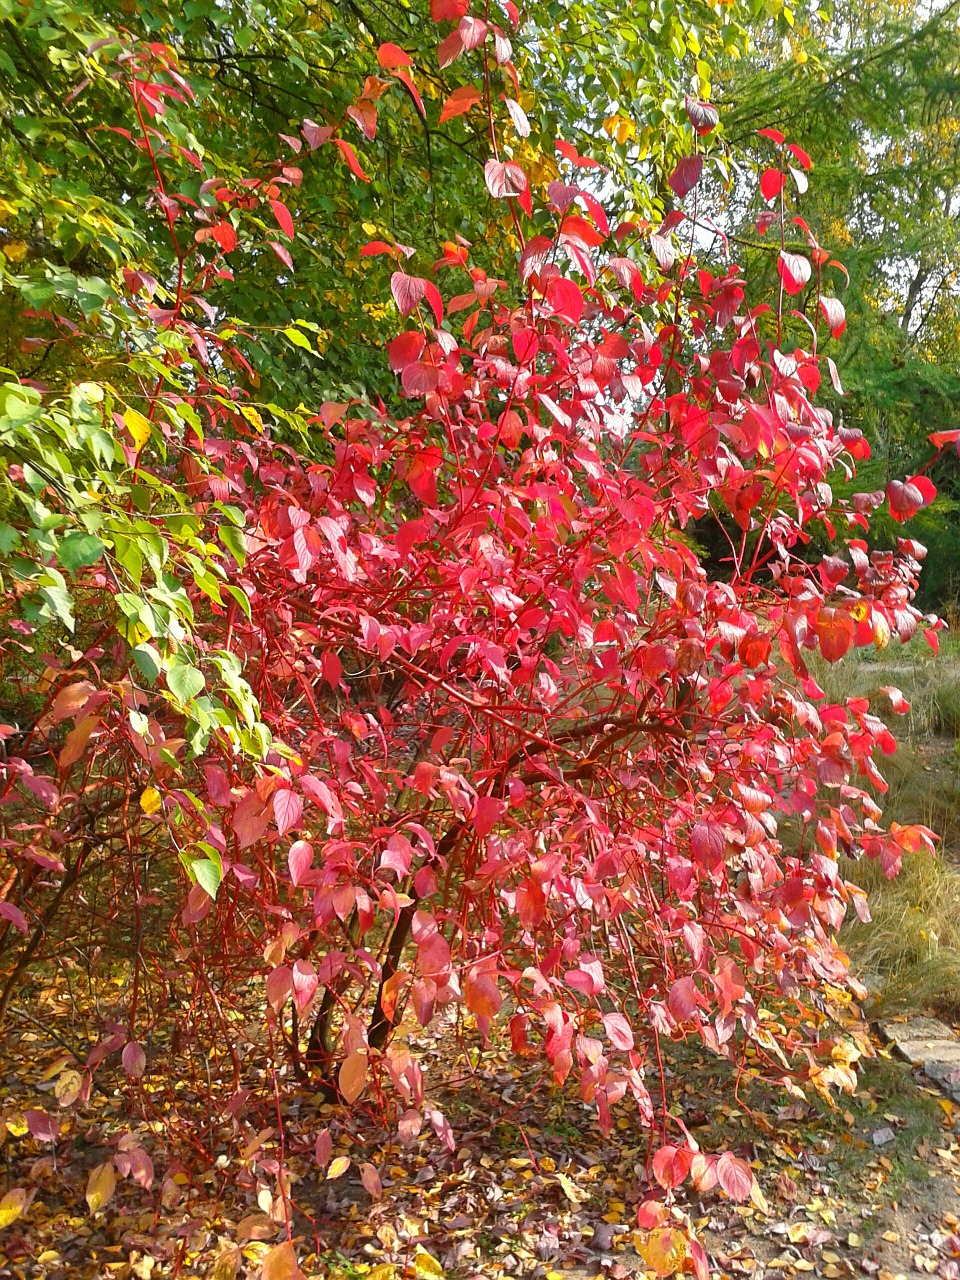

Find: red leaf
<box><xmin>122</xmin><ymin>1041</ymin><xmax>146</xmax><ymax>1079</ymax></box>
<box><xmin>815</xmin><ymin>607</ymin><xmax>855</xmax><ymax>663</ymax></box>
<box><xmin>788</xmin><ymin>142</ymin><xmax>812</xmax><ymax>171</ymax></box>
<box><xmin>388</xmin><ymin>330</ymin><xmax>426</xmax><ymax>371</ymax></box>
<box><xmin>758</xmin><ymin>127</ymin><xmax>785</xmax><ymax>144</ymax></box>
<box><xmin>555</xmin><ymin>138</ymin><xmax>602</xmax><ymax>169</ymax></box>
<box><xmin>377</xmin><ymin>42</ymin><xmax>412</xmax><ymax>68</ymax></box>
<box><xmin>211</xmin><ymin>221</ymin><xmax>238</xmax><ymax>253</ymax></box>
<box><xmin>819</xmin><ymin>296</ymin><xmax>846</xmax><ymax>338</ymax></box>
<box><xmin>269</xmin><ymin>198</ymin><xmax>294</xmax><ymax>240</ymax></box>
<box><xmin>0</xmin><ymin>901</ymin><xmax>27</xmax><ymax>934</ymax></box>
<box><xmin>691</xmin><ymin>819</ymin><xmax>725</xmax><ymax>869</ymax></box>
<box><xmin>438</xmin><ymin>29</ymin><xmax>464</xmax><ymax>67</ymax></box>
<box><xmin>668</xmin><ymin>976</ymin><xmax>701</xmax><ymax>1021</ymax></box>
<box><xmin>484</xmin><ymin>159</ymin><xmax>527</xmax><ymax>198</ymax></box>
<box><xmin>267</xmin><ymin>972</ymin><xmax>293</xmax><ymax>1013</ymax></box>
<box><xmin>669</xmin><ymin>153</ymin><xmax>703</xmax><ymax>199</ymax></box>
<box><xmin>930</xmin><ymin>429</ymin><xmax>960</xmax><ymax>448</ymax></box>
<box><xmin>887</xmin><ymin>475</ymin><xmax>936</xmax><ymax>521</ymax></box>
<box><xmin>760</xmin><ymin>168</ymin><xmax>786</xmax><ymax>202</ymax></box>
<box><xmin>464</xmin><ymin>967</ymin><xmax>502</xmax><ymax>1017</ymax></box>
<box><xmin>333</xmin><ymin>139</ymin><xmax>370</xmax><ymax>182</ymax></box>
<box><xmin>391</xmin><ymin>67</ymin><xmax>425</xmax><ymax>117</ymax></box>
<box><xmin>439</xmin><ymin>84</ymin><xmax>482</xmax><ymax>123</ymax></box>
<box><xmin>652</xmin><ymin>1144</ymin><xmax>693</xmax><ymax>1190</ymax></box>
<box><xmin>431</xmin><ymin>0</ymin><xmax>469</xmax><ymax>17</ymax></box>
<box><xmin>291</xmin><ymin>959</ymin><xmax>318</xmax><ymax>1013</ymax></box>
<box><xmin>684</xmin><ymin>96</ymin><xmax>719</xmax><ymax>136</ymax></box>
<box><xmin>361</xmin><ymin>240</ymin><xmax>400</xmax><ymax>258</ymax></box>
<box><xmin>545</xmin><ymin>276</ymin><xmax>584</xmax><ymax>323</ymax></box>
<box><xmin>777</xmin><ymin>250</ymin><xmax>811</xmax><ymax>295</ymax></box>
<box><xmin>459</xmin><ymin>15</ymin><xmax>488</xmax><ymax>50</ymax></box>
<box><xmin>25</xmin><ymin>1109</ymin><xmax>59</xmax><ymax>1143</ymax></box>
<box><xmin>347</xmin><ymin>100</ymin><xmax>378</xmax><ymax>140</ymax></box>
<box><xmin>401</xmin><ymin>362</ymin><xmax>439</xmax><ymax>396</ymax></box>
<box><xmin>360</xmin><ymin>1163</ymin><xmax>383</xmax><ymax>1199</ymax></box>
<box><xmin>472</xmin><ymin>794</ymin><xmax>504</xmax><ymax>837</ymax></box>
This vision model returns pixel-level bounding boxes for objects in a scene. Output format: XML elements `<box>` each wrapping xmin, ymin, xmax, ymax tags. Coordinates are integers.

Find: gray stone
<box><xmin>895</xmin><ymin>1039</ymin><xmax>960</xmax><ymax>1066</ymax></box>
<box><xmin>879</xmin><ymin>1017</ymin><xmax>954</xmax><ymax>1044</ymax></box>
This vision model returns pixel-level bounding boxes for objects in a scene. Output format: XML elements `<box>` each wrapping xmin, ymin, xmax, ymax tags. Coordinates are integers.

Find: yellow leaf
<box><xmin>326</xmin><ymin>1155</ymin><xmax>351</xmax><ymax>1180</ymax></box>
<box><xmin>339</xmin><ymin>1050</ymin><xmax>367</xmax><ymax>1104</ymax></box>
<box><xmin>367</xmin><ymin>1267</ymin><xmax>397</xmax><ymax>1280</ymax></box>
<box><xmin>751</xmin><ymin>1181</ymin><xmax>770</xmax><ymax>1215</ymax></box>
<box><xmin>123</xmin><ymin>407</ymin><xmax>152</xmax><ymax>452</ymax></box>
<box><xmin>261</xmin><ymin>1241</ymin><xmax>305</xmax><ymax>1280</ymax></box>
<box><xmin>210</xmin><ymin>1246</ymin><xmax>241</xmax><ymax>1280</ymax></box>
<box><xmin>36</xmin><ymin>1252</ymin><xmax>60</xmax><ymax>1264</ymax></box>
<box><xmin>54</xmin><ymin>1069</ymin><xmax>83</xmax><ymax>1107</ymax></box>
<box><xmin>140</xmin><ymin>787</ymin><xmax>162</xmax><ymax>815</ymax></box>
<box><xmin>39</xmin><ymin>1053</ymin><xmax>73</xmax><ymax>1082</ymax></box>
<box><xmin>555</xmin><ymin>1172</ymin><xmax>585</xmax><ymax>1204</ymax></box>
<box><xmin>4</xmin><ymin>1110</ymin><xmax>27</xmax><ymax>1137</ymax></box>
<box><xmin>641</xmin><ymin>1227</ymin><xmax>689</xmax><ymax>1277</ymax></box>
<box><xmin>414</xmin><ymin>1248</ymin><xmax>444</xmax><ymax>1277</ymax></box>
<box><xmin>0</xmin><ymin>1188</ymin><xmax>27</xmax><ymax>1229</ymax></box>
<box><xmin>86</xmin><ymin>1160</ymin><xmax>116</xmax><ymax>1215</ymax></box>
<box><xmin>2</xmin><ymin>240</ymin><xmax>27</xmax><ymax>263</ymax></box>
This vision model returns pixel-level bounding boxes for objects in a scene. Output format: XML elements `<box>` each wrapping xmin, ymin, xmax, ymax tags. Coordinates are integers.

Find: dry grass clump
<box><xmin>810</xmin><ymin>635</ymin><xmax>960</xmax><ymax>1016</ymax></box>
<box><xmin>841</xmin><ymin>851</ymin><xmax>960</xmax><ymax>1016</ymax></box>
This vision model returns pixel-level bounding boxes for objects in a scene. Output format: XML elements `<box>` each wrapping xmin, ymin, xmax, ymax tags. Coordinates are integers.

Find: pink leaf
<box><xmin>602</xmin><ymin>1011</ymin><xmax>634</xmax><ymax>1050</ymax></box>
<box><xmin>484</xmin><ymin>159</ymin><xmax>527</xmax><ymax>198</ymax></box>
<box><xmin>268</xmin><ymin>240</ymin><xmax>293</xmax><ymax>269</ymax></box>
<box><xmin>122</xmin><ymin>1041</ymin><xmax>146</xmax><ymax>1079</ymax></box>
<box><xmin>717</xmin><ymin>1151</ymin><xmax>754</xmax><ymax>1201</ymax></box>
<box><xmin>288</xmin><ymin>840</ymin><xmax>314</xmax><ymax>887</ymax></box>
<box><xmin>25</xmin><ymin>1109</ymin><xmax>58</xmax><ymax>1143</ymax></box>
<box><xmin>273</xmin><ymin>788</ymin><xmax>303</xmax><ymax>837</ymax></box>
<box><xmin>0</xmin><ymin>901</ymin><xmax>27</xmax><ymax>934</ymax></box>
<box><xmin>391</xmin><ymin>272</ymin><xmax>427</xmax><ymax>316</ymax></box>
<box><xmin>291</xmin><ymin>959</ymin><xmax>318</xmax><ymax>1013</ymax></box>
<box><xmin>360</xmin><ymin>1162</ymin><xmax>383</xmax><ymax>1199</ymax></box>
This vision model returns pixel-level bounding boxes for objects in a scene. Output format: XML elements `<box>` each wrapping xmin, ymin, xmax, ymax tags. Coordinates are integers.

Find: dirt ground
<box><xmin>0</xmin><ymin>986</ymin><xmax>958</xmax><ymax>1280</ymax></box>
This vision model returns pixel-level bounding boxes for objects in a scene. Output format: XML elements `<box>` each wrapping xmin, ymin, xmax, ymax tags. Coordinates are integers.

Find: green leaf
<box><xmin>284</xmin><ymin>327</ymin><xmax>315</xmax><ymax>354</ymax></box>
<box><xmin>193</xmin><ymin>856</ymin><xmax>222</xmax><ymax>899</ymax></box>
<box><xmin>219</xmin><ymin>524</ymin><xmax>246</xmax><ymax>567</ymax></box>
<box><xmin>58</xmin><ymin>531</ymin><xmax>105</xmax><ymax>572</ymax></box>
<box><xmin>132</xmin><ymin>642</ymin><xmax>162</xmax><ymax>684</ymax></box>
<box><xmin>166</xmin><ymin>662</ymin><xmax>205</xmax><ymax>704</ymax></box>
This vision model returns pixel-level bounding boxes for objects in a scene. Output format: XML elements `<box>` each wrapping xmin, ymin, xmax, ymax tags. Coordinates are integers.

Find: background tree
<box><xmin>715</xmin><ymin>0</ymin><xmax>960</xmax><ymax>606</ymax></box>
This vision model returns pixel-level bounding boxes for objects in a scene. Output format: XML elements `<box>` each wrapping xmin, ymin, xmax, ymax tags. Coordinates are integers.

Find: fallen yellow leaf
<box><xmin>0</xmin><ymin>1188</ymin><xmax>27</xmax><ymax>1229</ymax></box>
<box><xmin>86</xmin><ymin>1161</ymin><xmax>116</xmax><ymax>1215</ymax></box>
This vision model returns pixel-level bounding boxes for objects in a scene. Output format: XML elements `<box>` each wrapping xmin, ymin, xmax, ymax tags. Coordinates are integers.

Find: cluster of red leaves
<box><xmin>0</xmin><ymin>8</ymin><xmax>945</xmax><ymax>1236</ymax></box>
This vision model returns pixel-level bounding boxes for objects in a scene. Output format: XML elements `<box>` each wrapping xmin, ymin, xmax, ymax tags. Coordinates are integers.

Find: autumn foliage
<box><xmin>0</xmin><ymin>2</ymin><xmax>946</xmax><ymax>1246</ymax></box>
